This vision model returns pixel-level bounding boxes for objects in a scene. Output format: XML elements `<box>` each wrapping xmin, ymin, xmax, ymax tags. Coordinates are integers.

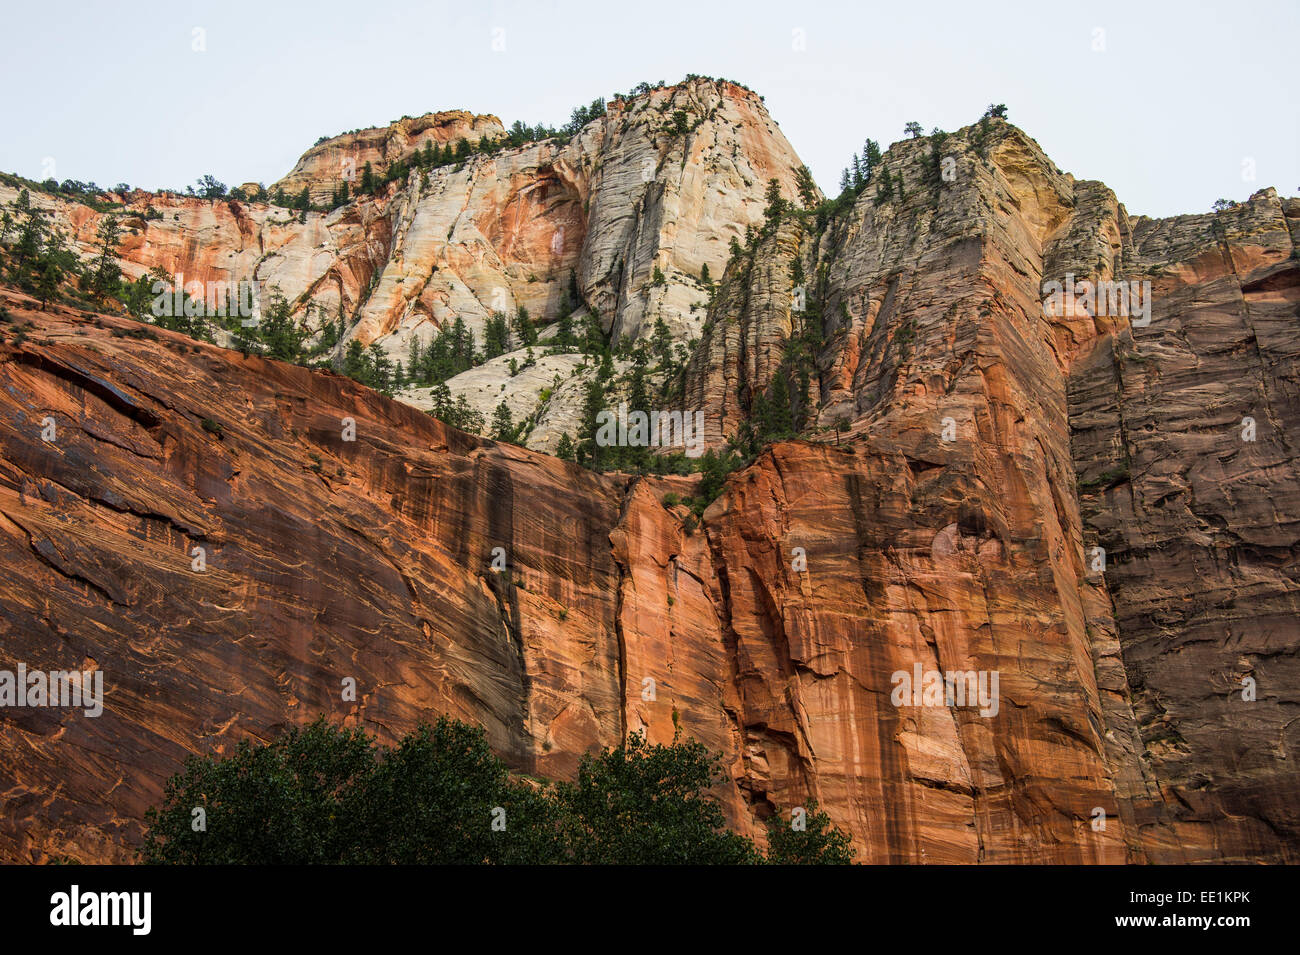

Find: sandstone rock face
<box><xmin>1059</xmin><ymin>188</ymin><xmax>1300</xmax><ymax>861</ymax></box>
<box><xmin>2</xmin><ymin>79</ymin><xmax>809</xmax><ymax>452</ymax></box>
<box><xmin>0</xmin><ymin>103</ymin><xmax>1296</xmax><ymax>865</ymax></box>
<box><xmin>678</xmin><ymin>118</ymin><xmax>1300</xmax><ymax>862</ymax></box>
<box><xmin>271</xmin><ymin>111</ymin><xmax>507</xmax><ymax>204</ymax></box>
<box><xmin>0</xmin><ymin>292</ymin><xmax>1123</xmax><ymax>863</ymax></box>
<box><xmin>336</xmin><ymin>78</ymin><xmax>810</xmax><ymax>358</ymax></box>
<box><xmin>0</xmin><ymin>181</ymin><xmax>396</xmax><ymax>336</ymax></box>
<box><xmin>0</xmin><ymin>294</ymin><xmax>628</xmax><ymax>862</ymax></box>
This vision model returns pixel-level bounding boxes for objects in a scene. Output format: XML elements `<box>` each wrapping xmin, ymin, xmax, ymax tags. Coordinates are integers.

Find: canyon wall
<box><xmin>0</xmin><ymin>79</ymin><xmax>809</xmax><ymax>453</ymax></box>
<box><xmin>0</xmin><ymin>87</ymin><xmax>1296</xmax><ymax>864</ymax></box>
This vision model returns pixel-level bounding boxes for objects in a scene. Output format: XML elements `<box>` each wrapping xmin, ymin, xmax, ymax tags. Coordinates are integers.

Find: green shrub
<box><xmin>138</xmin><ymin>718</ymin><xmax>854</xmax><ymax>865</ymax></box>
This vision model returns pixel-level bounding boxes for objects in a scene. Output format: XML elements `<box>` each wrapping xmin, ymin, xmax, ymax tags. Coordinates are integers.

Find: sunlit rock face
<box><xmin>271</xmin><ymin>110</ymin><xmax>508</xmax><ymax>206</ymax></box>
<box><xmin>1</xmin><ymin>78</ymin><xmax>809</xmax><ymax>450</ymax></box>
<box><xmin>0</xmin><ymin>91</ymin><xmax>1296</xmax><ymax>864</ymax></box>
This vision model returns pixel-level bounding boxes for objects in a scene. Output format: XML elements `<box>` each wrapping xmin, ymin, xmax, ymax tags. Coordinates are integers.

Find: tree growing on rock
<box><xmin>794</xmin><ymin>165</ymin><xmax>818</xmax><ymax>208</ymax></box>
<box><xmin>90</xmin><ymin>212</ymin><xmax>123</xmax><ymax>297</ymax></box>
<box><xmin>195</xmin><ymin>175</ymin><xmax>227</xmax><ymax>199</ymax></box>
<box><xmin>490</xmin><ymin>401</ymin><xmax>514</xmax><ymax>442</ymax></box>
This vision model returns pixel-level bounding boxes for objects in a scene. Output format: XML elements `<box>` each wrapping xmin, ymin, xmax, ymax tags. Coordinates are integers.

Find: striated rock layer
<box><xmin>0</xmin><ymin>79</ymin><xmax>810</xmax><ymax>452</ymax></box>
<box><xmin>681</xmin><ymin>118</ymin><xmax>1300</xmax><ymax>862</ymax></box>
<box><xmin>0</xmin><ymin>102</ymin><xmax>1297</xmax><ymax>865</ymax></box>
<box><xmin>0</xmin><ymin>292</ymin><xmax>1126</xmax><ymax>863</ymax></box>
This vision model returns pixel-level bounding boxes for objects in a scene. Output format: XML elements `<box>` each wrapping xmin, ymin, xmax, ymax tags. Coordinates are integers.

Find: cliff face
<box><xmin>0</xmin><ymin>79</ymin><xmax>808</xmax><ymax>454</ymax></box>
<box><xmin>1</xmin><ymin>92</ymin><xmax>1297</xmax><ymax>865</ymax></box>
<box><xmin>0</xmin><ymin>291</ymin><xmax>1127</xmax><ymax>863</ymax></box>
<box><xmin>680</xmin><ymin>118</ymin><xmax>1300</xmax><ymax>862</ymax></box>
<box><xmin>271</xmin><ymin>110</ymin><xmax>508</xmax><ymax>204</ymax></box>
<box><xmin>1062</xmin><ymin>192</ymin><xmax>1300</xmax><ymax>860</ymax></box>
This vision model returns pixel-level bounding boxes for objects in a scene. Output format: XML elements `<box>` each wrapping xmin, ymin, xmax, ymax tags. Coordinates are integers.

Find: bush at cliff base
<box><xmin>139</xmin><ymin>717</ymin><xmax>854</xmax><ymax>865</ymax></box>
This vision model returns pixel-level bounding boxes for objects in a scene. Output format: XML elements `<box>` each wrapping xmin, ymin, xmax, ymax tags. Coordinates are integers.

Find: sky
<box><xmin>1</xmin><ymin>0</ymin><xmax>1295</xmax><ymax>219</ymax></box>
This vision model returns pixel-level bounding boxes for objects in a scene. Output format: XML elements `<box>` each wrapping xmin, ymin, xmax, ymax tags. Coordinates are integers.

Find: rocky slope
<box><xmin>0</xmin><ymin>89</ymin><xmax>1296</xmax><ymax>865</ymax></box>
<box><xmin>0</xmin><ymin>78</ymin><xmax>808</xmax><ymax>453</ymax></box>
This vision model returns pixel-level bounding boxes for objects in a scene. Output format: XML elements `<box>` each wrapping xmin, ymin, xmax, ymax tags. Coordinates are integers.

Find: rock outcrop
<box><xmin>0</xmin><ymin>78</ymin><xmax>809</xmax><ymax>452</ymax></box>
<box><xmin>0</xmin><ymin>91</ymin><xmax>1296</xmax><ymax>866</ymax></box>
<box><xmin>271</xmin><ymin>110</ymin><xmax>507</xmax><ymax>204</ymax></box>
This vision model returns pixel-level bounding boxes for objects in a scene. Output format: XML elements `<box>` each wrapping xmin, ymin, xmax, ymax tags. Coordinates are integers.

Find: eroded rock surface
<box><xmin>0</xmin><ymin>79</ymin><xmax>809</xmax><ymax>450</ymax></box>
<box><xmin>0</xmin><ymin>102</ymin><xmax>1296</xmax><ymax>865</ymax></box>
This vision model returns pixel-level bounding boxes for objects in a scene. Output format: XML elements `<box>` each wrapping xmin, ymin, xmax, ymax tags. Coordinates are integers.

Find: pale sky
<box><xmin>1</xmin><ymin>0</ymin><xmax>1295</xmax><ymax>219</ymax></box>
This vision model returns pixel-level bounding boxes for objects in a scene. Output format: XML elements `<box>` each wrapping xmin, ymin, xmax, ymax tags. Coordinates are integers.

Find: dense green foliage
<box><xmin>139</xmin><ymin>718</ymin><xmax>853</xmax><ymax>865</ymax></box>
<box><xmin>0</xmin><ymin>188</ymin><xmax>106</xmax><ymax>310</ymax></box>
<box><xmin>765</xmin><ymin>798</ymin><xmax>856</xmax><ymax>865</ymax></box>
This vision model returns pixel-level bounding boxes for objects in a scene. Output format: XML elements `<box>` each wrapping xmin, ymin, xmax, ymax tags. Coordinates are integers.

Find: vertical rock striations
<box><xmin>0</xmin><ymin>98</ymin><xmax>1295</xmax><ymax>864</ymax></box>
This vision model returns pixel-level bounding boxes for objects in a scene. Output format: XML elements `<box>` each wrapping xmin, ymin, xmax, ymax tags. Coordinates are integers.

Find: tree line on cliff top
<box><xmin>139</xmin><ymin>717</ymin><xmax>854</xmax><ymax>865</ymax></box>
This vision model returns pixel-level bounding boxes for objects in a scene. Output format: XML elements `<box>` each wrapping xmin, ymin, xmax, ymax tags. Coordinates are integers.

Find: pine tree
<box><xmin>408</xmin><ymin>337</ymin><xmax>422</xmax><ymax>383</ymax></box>
<box><xmin>512</xmin><ymin>305</ymin><xmax>537</xmax><ymax>346</ymax></box>
<box><xmin>579</xmin><ymin>378</ymin><xmax>607</xmax><ymax>468</ymax></box>
<box><xmin>863</xmin><ymin>139</ymin><xmax>882</xmax><ymax>186</ymax></box>
<box><xmin>763</xmin><ymin>178</ymin><xmax>785</xmax><ymax>225</ymax></box>
<box><xmin>14</xmin><ymin>196</ymin><xmax>43</xmax><ymax>274</ymax></box>
<box><xmin>484</xmin><ymin>311</ymin><xmax>510</xmax><ymax>359</ymax></box>
<box><xmin>450</xmin><ymin>316</ymin><xmax>473</xmax><ymax>371</ymax></box>
<box><xmin>555</xmin><ymin>309</ymin><xmax>575</xmax><ymax>350</ymax></box>
<box><xmin>875</xmin><ymin>168</ymin><xmax>893</xmax><ymax>205</ymax></box>
<box><xmin>628</xmin><ymin>351</ymin><xmax>650</xmax><ymax>412</ymax></box>
<box><xmin>651</xmin><ymin>316</ymin><xmax>673</xmax><ymax>371</ymax></box>
<box><xmin>343</xmin><ymin>339</ymin><xmax>367</xmax><ymax>380</ymax></box>
<box><xmin>35</xmin><ymin>254</ymin><xmax>62</xmax><ymax>310</ymax></box>
<box><xmin>583</xmin><ymin>310</ymin><xmax>606</xmax><ymax>356</ymax></box>
<box><xmin>90</xmin><ymin>213</ymin><xmax>123</xmax><ymax>297</ymax></box>
<box><xmin>428</xmin><ymin>382</ymin><xmax>453</xmax><ymax>419</ymax></box>
<box><xmin>451</xmin><ymin>394</ymin><xmax>484</xmax><ymax>434</ymax></box>
<box><xmin>794</xmin><ymin>165</ymin><xmax>818</xmax><ymax>208</ymax></box>
<box><xmin>367</xmin><ymin>343</ymin><xmax>394</xmax><ymax>393</ymax></box>
<box><xmin>490</xmin><ymin>401</ymin><xmax>514</xmax><ymax>442</ymax></box>
<box><xmin>767</xmin><ymin>374</ymin><xmax>794</xmax><ymax>440</ymax></box>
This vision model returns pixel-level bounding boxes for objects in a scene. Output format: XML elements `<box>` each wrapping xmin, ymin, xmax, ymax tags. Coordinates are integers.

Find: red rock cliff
<box><xmin>0</xmin><ymin>109</ymin><xmax>1296</xmax><ymax>865</ymax></box>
